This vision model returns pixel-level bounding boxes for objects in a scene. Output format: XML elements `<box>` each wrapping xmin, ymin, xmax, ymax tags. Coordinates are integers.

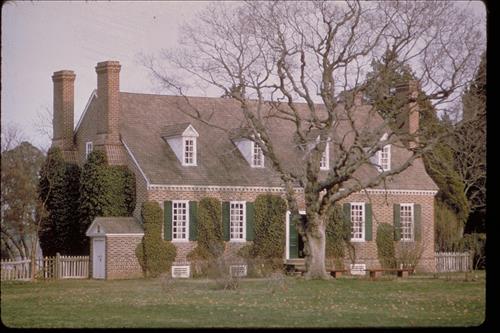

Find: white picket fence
<box><xmin>435</xmin><ymin>252</ymin><xmax>471</xmax><ymax>272</ymax></box>
<box><xmin>1</xmin><ymin>254</ymin><xmax>89</xmax><ymax>281</ymax></box>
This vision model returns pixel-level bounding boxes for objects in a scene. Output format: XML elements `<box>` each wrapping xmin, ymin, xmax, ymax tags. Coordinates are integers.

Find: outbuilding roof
<box><xmin>86</xmin><ymin>217</ymin><xmax>144</xmax><ymax>237</ymax></box>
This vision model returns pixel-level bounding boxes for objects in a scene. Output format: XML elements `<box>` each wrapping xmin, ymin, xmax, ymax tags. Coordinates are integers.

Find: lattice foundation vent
<box><xmin>350</xmin><ymin>264</ymin><xmax>366</xmax><ymax>275</ymax></box>
<box><xmin>229</xmin><ymin>265</ymin><xmax>247</xmax><ymax>277</ymax></box>
<box><xmin>171</xmin><ymin>265</ymin><xmax>190</xmax><ymax>278</ymax></box>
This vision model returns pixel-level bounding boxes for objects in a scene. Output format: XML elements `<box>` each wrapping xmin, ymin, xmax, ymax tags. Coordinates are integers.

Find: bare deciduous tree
<box><xmin>143</xmin><ymin>1</ymin><xmax>484</xmax><ymax>278</ymax></box>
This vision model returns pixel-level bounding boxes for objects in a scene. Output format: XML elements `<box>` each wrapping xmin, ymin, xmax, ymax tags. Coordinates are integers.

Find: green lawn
<box><xmin>1</xmin><ymin>272</ymin><xmax>485</xmax><ymax>328</ymax></box>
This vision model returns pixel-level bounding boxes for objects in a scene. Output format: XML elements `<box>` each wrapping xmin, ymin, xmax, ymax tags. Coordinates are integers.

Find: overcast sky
<box><xmin>1</xmin><ymin>0</ymin><xmax>487</xmax><ymax>150</ymax></box>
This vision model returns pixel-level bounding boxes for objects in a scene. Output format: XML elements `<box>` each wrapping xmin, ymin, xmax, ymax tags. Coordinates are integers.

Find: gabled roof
<box><xmin>86</xmin><ymin>217</ymin><xmax>144</xmax><ymax>237</ymax></box>
<box><xmin>117</xmin><ymin>92</ymin><xmax>438</xmax><ymax>191</ymax></box>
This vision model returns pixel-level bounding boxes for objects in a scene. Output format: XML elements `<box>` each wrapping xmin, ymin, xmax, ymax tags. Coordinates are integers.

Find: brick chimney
<box><xmin>96</xmin><ymin>60</ymin><xmax>121</xmax><ymax>144</ymax></box>
<box><xmin>395</xmin><ymin>80</ymin><xmax>419</xmax><ymax>147</ymax></box>
<box><xmin>52</xmin><ymin>70</ymin><xmax>76</xmax><ymax>150</ymax></box>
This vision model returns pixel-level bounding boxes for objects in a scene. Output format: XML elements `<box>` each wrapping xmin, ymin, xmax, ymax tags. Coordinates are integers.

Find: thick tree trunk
<box><xmin>303</xmin><ymin>219</ymin><xmax>331</xmax><ymax>280</ymax></box>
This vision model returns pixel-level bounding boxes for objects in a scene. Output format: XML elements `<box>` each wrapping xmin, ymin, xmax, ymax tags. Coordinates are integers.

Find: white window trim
<box><xmin>229</xmin><ymin>201</ymin><xmax>246</xmax><ymax>242</ymax></box>
<box><xmin>320</xmin><ymin>141</ymin><xmax>330</xmax><ymax>170</ymax></box>
<box><xmin>350</xmin><ymin>202</ymin><xmax>365</xmax><ymax>242</ymax></box>
<box><xmin>182</xmin><ymin>136</ymin><xmax>197</xmax><ymax>166</ymax></box>
<box><xmin>251</xmin><ymin>141</ymin><xmax>265</xmax><ymax>168</ymax></box>
<box><xmin>172</xmin><ymin>200</ymin><xmax>189</xmax><ymax>242</ymax></box>
<box><xmin>85</xmin><ymin>141</ymin><xmax>93</xmax><ymax>160</ymax></box>
<box><xmin>400</xmin><ymin>203</ymin><xmax>414</xmax><ymax>242</ymax></box>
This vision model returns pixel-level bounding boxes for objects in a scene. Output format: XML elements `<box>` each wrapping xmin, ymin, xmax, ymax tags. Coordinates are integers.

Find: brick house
<box><xmin>52</xmin><ymin>60</ymin><xmax>438</xmax><ymax>279</ymax></box>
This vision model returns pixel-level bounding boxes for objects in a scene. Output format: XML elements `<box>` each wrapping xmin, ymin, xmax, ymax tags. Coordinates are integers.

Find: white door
<box><xmin>92</xmin><ymin>238</ymin><xmax>105</xmax><ymax>279</ymax></box>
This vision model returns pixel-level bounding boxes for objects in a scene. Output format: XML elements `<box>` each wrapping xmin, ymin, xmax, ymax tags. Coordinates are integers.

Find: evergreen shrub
<box><xmin>136</xmin><ymin>201</ymin><xmax>176</xmax><ymax>277</ymax></box>
<box><xmin>376</xmin><ymin>223</ymin><xmax>397</xmax><ymax>269</ymax></box>
<box><xmin>325</xmin><ymin>204</ymin><xmax>351</xmax><ymax>269</ymax></box>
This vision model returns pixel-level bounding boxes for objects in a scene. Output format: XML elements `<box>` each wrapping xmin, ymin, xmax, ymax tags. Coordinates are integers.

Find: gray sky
<box><xmin>1</xmin><ymin>0</ymin><xmax>486</xmax><ymax>150</ymax></box>
<box><xmin>2</xmin><ymin>0</ymin><xmax>210</xmax><ymax>149</ymax></box>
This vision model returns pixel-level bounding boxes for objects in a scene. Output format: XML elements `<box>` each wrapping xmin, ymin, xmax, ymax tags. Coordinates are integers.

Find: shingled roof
<box><xmin>86</xmin><ymin>217</ymin><xmax>144</xmax><ymax>236</ymax></box>
<box><xmin>118</xmin><ymin>92</ymin><xmax>438</xmax><ymax>191</ymax></box>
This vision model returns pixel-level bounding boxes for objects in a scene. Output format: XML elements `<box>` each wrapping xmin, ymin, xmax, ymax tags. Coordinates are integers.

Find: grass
<box><xmin>1</xmin><ymin>271</ymin><xmax>485</xmax><ymax>328</ymax></box>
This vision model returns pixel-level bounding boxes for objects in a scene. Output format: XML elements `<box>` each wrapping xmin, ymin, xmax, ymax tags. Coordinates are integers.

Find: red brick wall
<box><xmin>147</xmin><ymin>187</ymin><xmax>436</xmax><ymax>272</ymax></box>
<box><xmin>105</xmin><ymin>235</ymin><xmax>144</xmax><ymax>279</ymax></box>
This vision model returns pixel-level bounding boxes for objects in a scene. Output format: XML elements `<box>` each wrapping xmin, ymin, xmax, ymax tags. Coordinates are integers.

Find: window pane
<box><xmin>173</xmin><ymin>202</ymin><xmax>187</xmax><ymax>240</ymax></box>
<box><xmin>230</xmin><ymin>202</ymin><xmax>245</xmax><ymax>240</ymax></box>
<box><xmin>350</xmin><ymin>204</ymin><xmax>364</xmax><ymax>240</ymax></box>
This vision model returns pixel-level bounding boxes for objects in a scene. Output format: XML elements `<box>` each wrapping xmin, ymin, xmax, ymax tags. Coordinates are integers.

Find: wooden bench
<box><xmin>328</xmin><ymin>269</ymin><xmax>348</xmax><ymax>278</ymax></box>
<box><xmin>367</xmin><ymin>268</ymin><xmax>414</xmax><ymax>279</ymax></box>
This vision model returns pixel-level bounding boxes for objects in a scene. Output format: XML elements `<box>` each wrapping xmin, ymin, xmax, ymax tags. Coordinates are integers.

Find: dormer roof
<box><xmin>161</xmin><ymin>123</ymin><xmax>199</xmax><ymax>139</ymax></box>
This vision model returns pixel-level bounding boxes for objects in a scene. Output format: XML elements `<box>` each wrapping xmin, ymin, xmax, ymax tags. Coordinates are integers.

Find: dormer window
<box><xmin>379</xmin><ymin>144</ymin><xmax>391</xmax><ymax>171</ymax></box>
<box><xmin>161</xmin><ymin>123</ymin><xmax>199</xmax><ymax>167</ymax></box>
<box><xmin>232</xmin><ymin>129</ymin><xmax>265</xmax><ymax>168</ymax></box>
<box><xmin>369</xmin><ymin>133</ymin><xmax>391</xmax><ymax>171</ymax></box>
<box><xmin>183</xmin><ymin>137</ymin><xmax>196</xmax><ymax>166</ymax></box>
<box><xmin>378</xmin><ymin>133</ymin><xmax>391</xmax><ymax>171</ymax></box>
<box><xmin>252</xmin><ymin>141</ymin><xmax>264</xmax><ymax>168</ymax></box>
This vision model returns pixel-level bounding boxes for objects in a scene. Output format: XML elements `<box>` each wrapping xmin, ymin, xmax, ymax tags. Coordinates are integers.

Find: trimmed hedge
<box><xmin>136</xmin><ymin>201</ymin><xmax>176</xmax><ymax>277</ymax></box>
<box><xmin>252</xmin><ymin>194</ymin><xmax>287</xmax><ymax>259</ymax></box>
<box><xmin>187</xmin><ymin>197</ymin><xmax>224</xmax><ymax>260</ymax></box>
<box><xmin>237</xmin><ymin>194</ymin><xmax>286</xmax><ymax>261</ymax></box>
<box><xmin>376</xmin><ymin>223</ymin><xmax>397</xmax><ymax>269</ymax></box>
<box><xmin>325</xmin><ymin>204</ymin><xmax>351</xmax><ymax>268</ymax></box>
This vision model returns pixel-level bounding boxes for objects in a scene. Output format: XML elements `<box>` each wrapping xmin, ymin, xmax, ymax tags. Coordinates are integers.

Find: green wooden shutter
<box><xmin>365</xmin><ymin>203</ymin><xmax>372</xmax><ymax>241</ymax></box>
<box><xmin>189</xmin><ymin>201</ymin><xmax>198</xmax><ymax>241</ymax></box>
<box><xmin>246</xmin><ymin>202</ymin><xmax>255</xmax><ymax>241</ymax></box>
<box><xmin>289</xmin><ymin>213</ymin><xmax>299</xmax><ymax>259</ymax></box>
<box><xmin>164</xmin><ymin>201</ymin><xmax>172</xmax><ymax>241</ymax></box>
<box><xmin>393</xmin><ymin>204</ymin><xmax>401</xmax><ymax>241</ymax></box>
<box><xmin>414</xmin><ymin>204</ymin><xmax>422</xmax><ymax>241</ymax></box>
<box><xmin>343</xmin><ymin>203</ymin><xmax>351</xmax><ymax>236</ymax></box>
<box><xmin>222</xmin><ymin>201</ymin><xmax>230</xmax><ymax>241</ymax></box>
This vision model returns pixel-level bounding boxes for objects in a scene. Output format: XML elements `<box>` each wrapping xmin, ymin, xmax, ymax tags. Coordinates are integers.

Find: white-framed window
<box><xmin>350</xmin><ymin>203</ymin><xmax>365</xmax><ymax>242</ymax></box>
<box><xmin>251</xmin><ymin>141</ymin><xmax>264</xmax><ymax>168</ymax></box>
<box><xmin>230</xmin><ymin>201</ymin><xmax>246</xmax><ymax>241</ymax></box>
<box><xmin>400</xmin><ymin>203</ymin><xmax>414</xmax><ymax>241</ymax></box>
<box><xmin>379</xmin><ymin>144</ymin><xmax>391</xmax><ymax>171</ymax></box>
<box><xmin>182</xmin><ymin>137</ymin><xmax>196</xmax><ymax>166</ymax></box>
<box><xmin>172</xmin><ymin>200</ymin><xmax>189</xmax><ymax>241</ymax></box>
<box><xmin>85</xmin><ymin>141</ymin><xmax>93</xmax><ymax>159</ymax></box>
<box><xmin>320</xmin><ymin>142</ymin><xmax>330</xmax><ymax>170</ymax></box>
<box><xmin>378</xmin><ymin>133</ymin><xmax>391</xmax><ymax>171</ymax></box>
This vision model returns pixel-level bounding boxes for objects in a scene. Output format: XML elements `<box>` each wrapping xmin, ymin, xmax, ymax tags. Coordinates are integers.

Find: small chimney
<box><xmin>395</xmin><ymin>80</ymin><xmax>419</xmax><ymax>147</ymax></box>
<box><xmin>96</xmin><ymin>60</ymin><xmax>121</xmax><ymax>144</ymax></box>
<box><xmin>52</xmin><ymin>70</ymin><xmax>76</xmax><ymax>150</ymax></box>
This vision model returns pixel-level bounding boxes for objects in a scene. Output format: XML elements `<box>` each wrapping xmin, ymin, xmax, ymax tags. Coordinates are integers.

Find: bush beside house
<box><xmin>136</xmin><ymin>201</ymin><xmax>176</xmax><ymax>277</ymax></box>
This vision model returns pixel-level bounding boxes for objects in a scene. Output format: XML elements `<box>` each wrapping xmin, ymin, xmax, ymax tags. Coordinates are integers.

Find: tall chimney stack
<box><xmin>395</xmin><ymin>80</ymin><xmax>419</xmax><ymax>147</ymax></box>
<box><xmin>52</xmin><ymin>70</ymin><xmax>76</xmax><ymax>150</ymax></box>
<box><xmin>96</xmin><ymin>61</ymin><xmax>121</xmax><ymax>144</ymax></box>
